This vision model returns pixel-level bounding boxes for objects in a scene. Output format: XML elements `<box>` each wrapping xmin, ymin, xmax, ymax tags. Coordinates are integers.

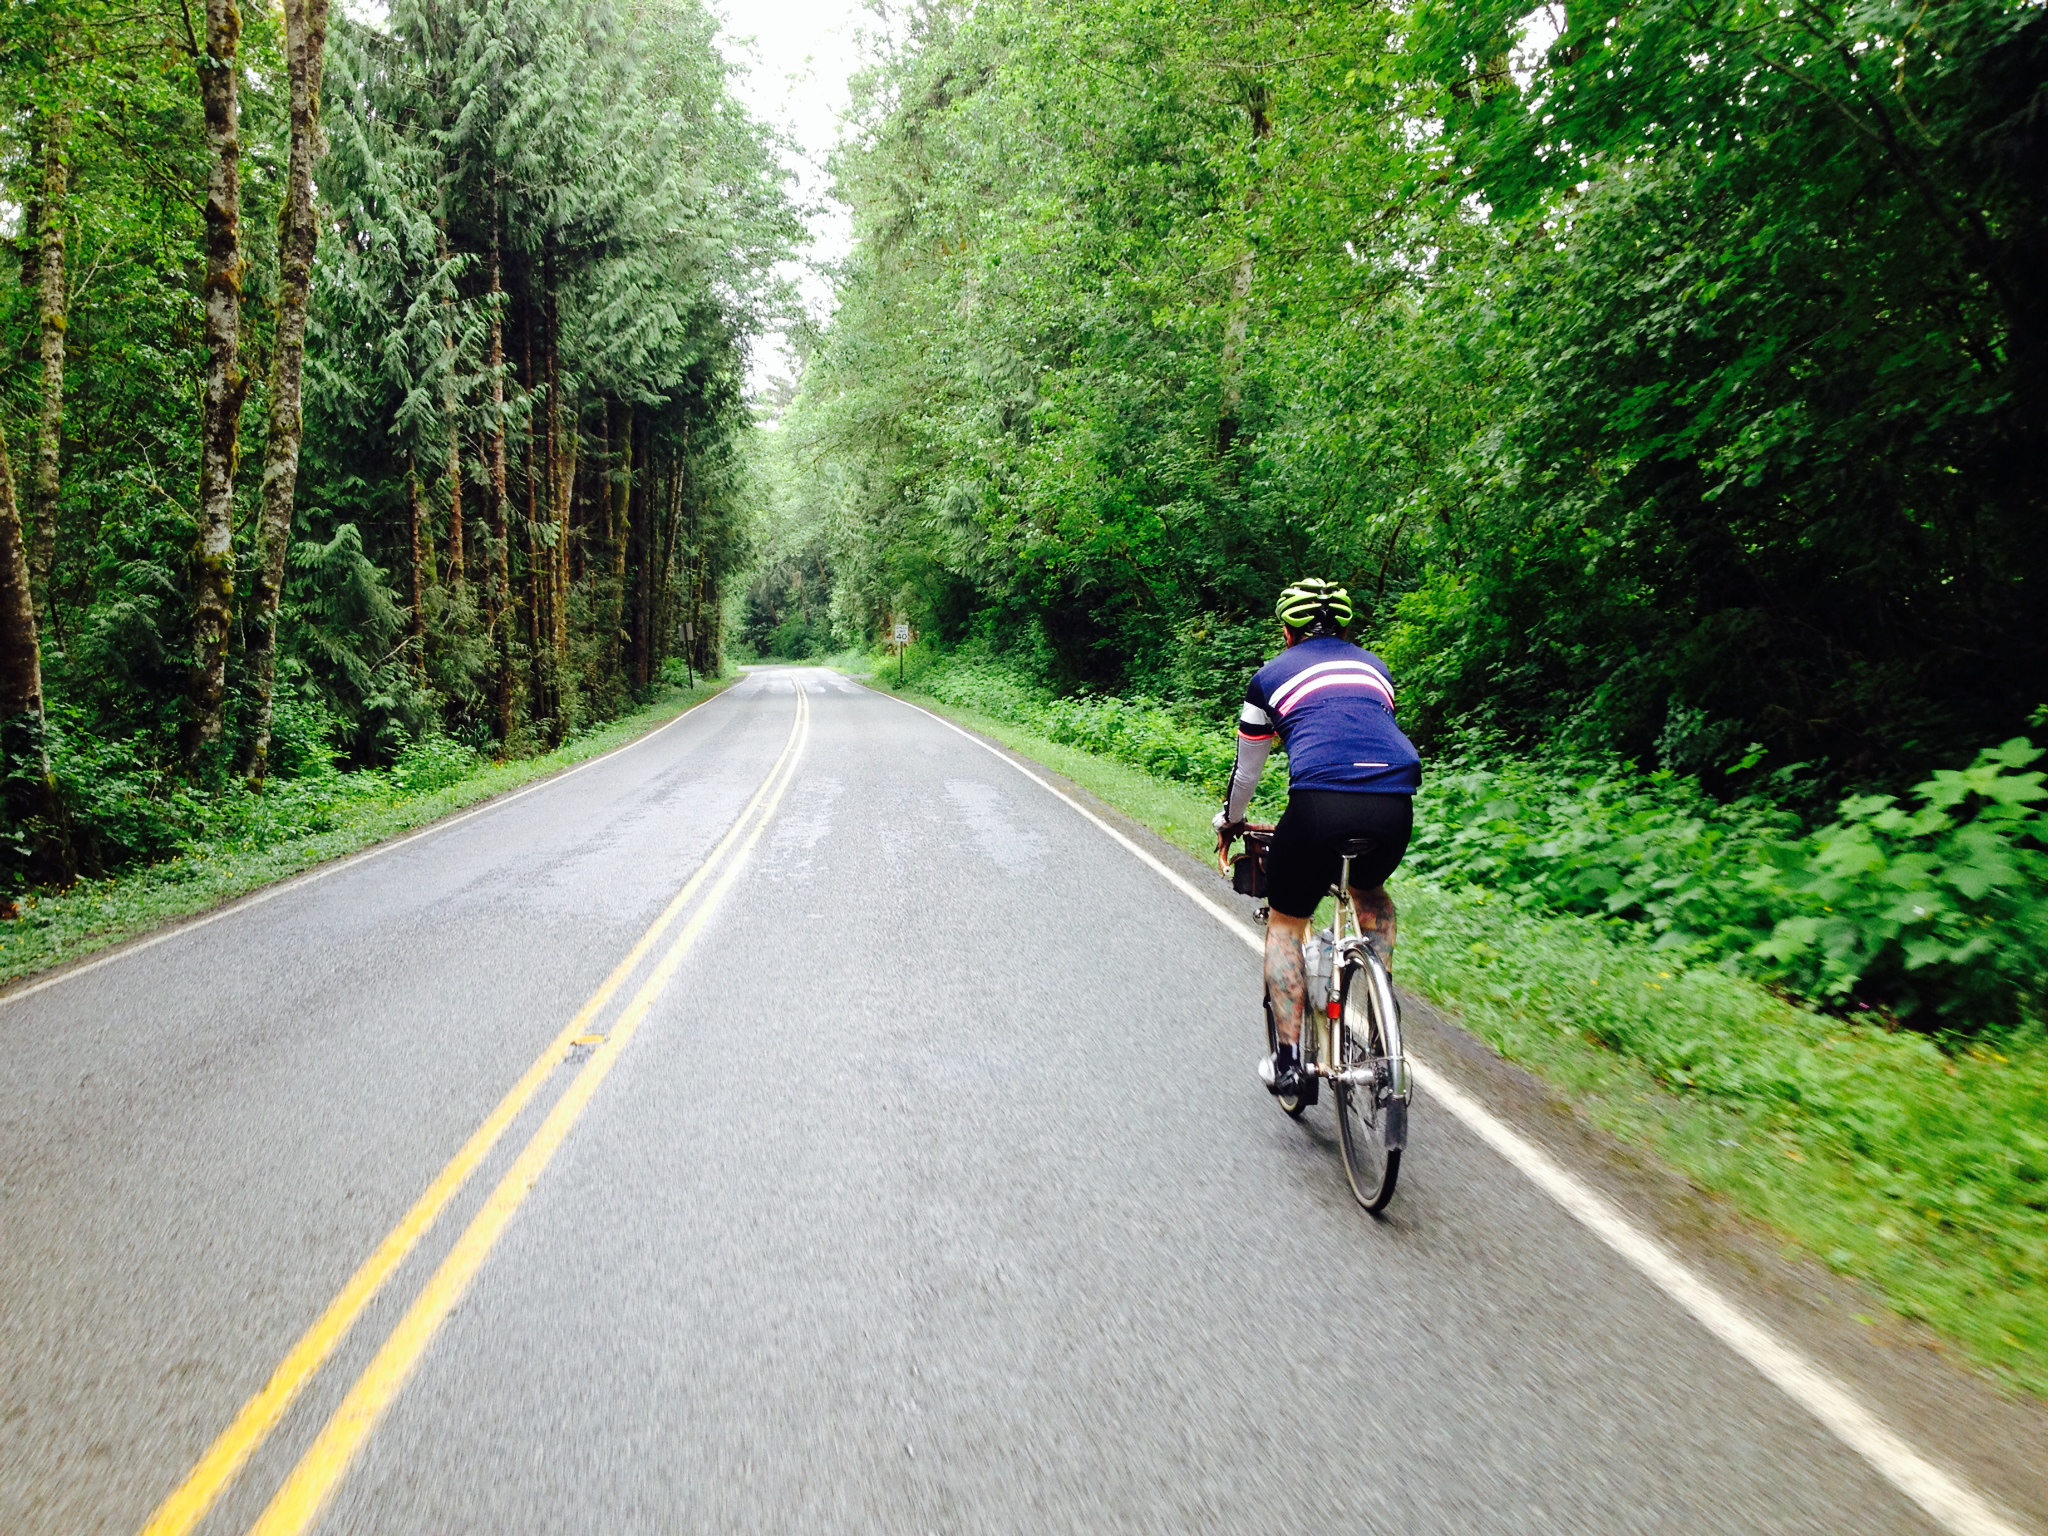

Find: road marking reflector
<box><xmin>134</xmin><ymin>689</ymin><xmax>809</xmax><ymax>1536</ymax></box>
<box><xmin>880</xmin><ymin>687</ymin><xmax>2032</xmax><ymax>1536</ymax></box>
<box><xmin>245</xmin><ymin>683</ymin><xmax>810</xmax><ymax>1536</ymax></box>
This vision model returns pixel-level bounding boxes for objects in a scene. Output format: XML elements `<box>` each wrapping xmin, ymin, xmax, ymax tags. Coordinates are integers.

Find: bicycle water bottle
<box><xmin>1302</xmin><ymin>933</ymin><xmax>1332</xmax><ymax>1014</ymax></box>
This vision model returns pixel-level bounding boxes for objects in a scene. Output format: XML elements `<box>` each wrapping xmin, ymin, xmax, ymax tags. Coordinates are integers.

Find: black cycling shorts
<box><xmin>1266</xmin><ymin>790</ymin><xmax>1413</xmax><ymax>920</ymax></box>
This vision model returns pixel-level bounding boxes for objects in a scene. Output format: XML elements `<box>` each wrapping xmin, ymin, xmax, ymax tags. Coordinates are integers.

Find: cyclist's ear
<box><xmin>1281</xmin><ymin>625</ymin><xmax>1301</xmax><ymax>648</ymax></box>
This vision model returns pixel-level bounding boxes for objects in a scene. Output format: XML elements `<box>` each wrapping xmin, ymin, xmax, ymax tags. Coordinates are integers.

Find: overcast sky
<box><xmin>713</xmin><ymin>0</ymin><xmax>873</xmax><ymax>403</ymax></box>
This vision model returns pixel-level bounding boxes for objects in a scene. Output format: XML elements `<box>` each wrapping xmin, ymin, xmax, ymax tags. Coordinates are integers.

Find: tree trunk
<box><xmin>521</xmin><ymin>290</ymin><xmax>552</xmax><ymax>732</ymax></box>
<box><xmin>0</xmin><ymin>432</ymin><xmax>72</xmax><ymax>886</ymax></box>
<box><xmin>242</xmin><ymin>0</ymin><xmax>331</xmax><ymax>783</ymax></box>
<box><xmin>656</xmin><ymin>464</ymin><xmax>684</xmax><ymax>674</ymax></box>
<box><xmin>549</xmin><ymin>384</ymin><xmax>573</xmax><ymax>683</ymax></box>
<box><xmin>487</xmin><ymin>217</ymin><xmax>514</xmax><ymax>745</ymax></box>
<box><xmin>1216</xmin><ymin>83</ymin><xmax>1271</xmax><ymax>459</ymax></box>
<box><xmin>186</xmin><ymin>0</ymin><xmax>249</xmax><ymax>759</ymax></box>
<box><xmin>438</xmin><ymin>219</ymin><xmax>466</xmax><ymax>598</ymax></box>
<box><xmin>634</xmin><ymin>457</ymin><xmax>655</xmax><ymax>691</ymax></box>
<box><xmin>446</xmin><ymin>423</ymin><xmax>465</xmax><ymax>595</ymax></box>
<box><xmin>409</xmin><ymin>460</ymin><xmax>428</xmax><ymax>678</ymax></box>
<box><xmin>609</xmin><ymin>398</ymin><xmax>631</xmax><ymax>683</ymax></box>
<box><xmin>30</xmin><ymin>112</ymin><xmax>70</xmax><ymax>632</ymax></box>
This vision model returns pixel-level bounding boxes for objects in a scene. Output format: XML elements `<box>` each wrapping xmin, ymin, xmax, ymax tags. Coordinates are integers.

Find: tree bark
<box><xmin>0</xmin><ymin>431</ymin><xmax>72</xmax><ymax>886</ymax></box>
<box><xmin>186</xmin><ymin>0</ymin><xmax>249</xmax><ymax>759</ymax></box>
<box><xmin>548</xmin><ymin>338</ymin><xmax>573</xmax><ymax>682</ymax></box>
<box><xmin>486</xmin><ymin>216</ymin><xmax>514</xmax><ymax>745</ymax></box>
<box><xmin>242</xmin><ymin>0</ymin><xmax>331</xmax><ymax>782</ymax></box>
<box><xmin>438</xmin><ymin>218</ymin><xmax>466</xmax><ymax>598</ymax></box>
<box><xmin>408</xmin><ymin>460</ymin><xmax>428</xmax><ymax>677</ymax></box>
<box><xmin>445</xmin><ymin>422</ymin><xmax>465</xmax><ymax>594</ymax></box>
<box><xmin>1216</xmin><ymin>83</ymin><xmax>1271</xmax><ymax>459</ymax></box>
<box><xmin>30</xmin><ymin>112</ymin><xmax>70</xmax><ymax>631</ymax></box>
<box><xmin>609</xmin><ymin>398</ymin><xmax>631</xmax><ymax>682</ymax></box>
<box><xmin>521</xmin><ymin>290</ymin><xmax>552</xmax><ymax>731</ymax></box>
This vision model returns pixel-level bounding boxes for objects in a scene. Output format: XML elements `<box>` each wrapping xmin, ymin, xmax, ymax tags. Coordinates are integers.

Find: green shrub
<box><xmin>390</xmin><ymin>735</ymin><xmax>486</xmax><ymax>797</ymax></box>
<box><xmin>917</xmin><ymin>659</ymin><xmax>1239</xmax><ymax>794</ymax></box>
<box><xmin>1414</xmin><ymin>739</ymin><xmax>2048</xmax><ymax>1034</ymax></box>
<box><xmin>1407</xmin><ymin>753</ymin><xmax>1799</xmax><ymax>950</ymax></box>
<box><xmin>1749</xmin><ymin>740</ymin><xmax>2048</xmax><ymax>1030</ymax></box>
<box><xmin>46</xmin><ymin>707</ymin><xmax>209</xmax><ymax>870</ymax></box>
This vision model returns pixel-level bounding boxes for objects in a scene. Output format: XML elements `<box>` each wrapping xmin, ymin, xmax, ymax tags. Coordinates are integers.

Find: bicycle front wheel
<box><xmin>1335</xmin><ymin>960</ymin><xmax>1402</xmax><ymax>1212</ymax></box>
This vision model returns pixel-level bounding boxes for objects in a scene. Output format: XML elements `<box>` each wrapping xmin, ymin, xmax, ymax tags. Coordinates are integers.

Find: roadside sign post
<box><xmin>893</xmin><ymin>620</ymin><xmax>910</xmax><ymax>683</ymax></box>
<box><xmin>683</xmin><ymin>622</ymin><xmax>695</xmax><ymax>688</ymax></box>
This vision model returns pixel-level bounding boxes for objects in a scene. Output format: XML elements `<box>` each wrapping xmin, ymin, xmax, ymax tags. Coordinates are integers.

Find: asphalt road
<box><xmin>0</xmin><ymin>668</ymin><xmax>2022</xmax><ymax>1534</ymax></box>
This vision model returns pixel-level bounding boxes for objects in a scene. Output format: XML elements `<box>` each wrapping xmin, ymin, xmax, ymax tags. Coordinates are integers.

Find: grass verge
<box><xmin>0</xmin><ymin>674</ymin><xmax>735</xmax><ymax>993</ymax></box>
<box><xmin>853</xmin><ymin>662</ymin><xmax>2048</xmax><ymax>1402</ymax></box>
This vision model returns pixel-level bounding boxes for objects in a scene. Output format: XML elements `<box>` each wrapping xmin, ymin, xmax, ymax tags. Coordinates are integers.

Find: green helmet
<box><xmin>1275</xmin><ymin>578</ymin><xmax>1353</xmax><ymax>631</ymax></box>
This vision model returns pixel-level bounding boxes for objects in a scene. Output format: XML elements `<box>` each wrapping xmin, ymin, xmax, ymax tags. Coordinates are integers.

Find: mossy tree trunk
<box><xmin>30</xmin><ymin>111</ymin><xmax>70</xmax><ymax>633</ymax></box>
<box><xmin>186</xmin><ymin>0</ymin><xmax>249</xmax><ymax>760</ymax></box>
<box><xmin>0</xmin><ymin>432</ymin><xmax>72</xmax><ymax>887</ymax></box>
<box><xmin>486</xmin><ymin>213</ymin><xmax>514</xmax><ymax>746</ymax></box>
<box><xmin>243</xmin><ymin>0</ymin><xmax>331</xmax><ymax>784</ymax></box>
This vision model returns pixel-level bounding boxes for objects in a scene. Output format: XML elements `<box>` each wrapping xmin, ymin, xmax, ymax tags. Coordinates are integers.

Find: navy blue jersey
<box><xmin>1239</xmin><ymin>637</ymin><xmax>1421</xmax><ymax>794</ymax></box>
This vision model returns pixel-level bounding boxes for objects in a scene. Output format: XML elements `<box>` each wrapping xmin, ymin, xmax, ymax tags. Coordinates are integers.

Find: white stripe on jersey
<box><xmin>1239</xmin><ymin>701</ymin><xmax>1275</xmax><ymax>731</ymax></box>
<box><xmin>1270</xmin><ymin>659</ymin><xmax>1394</xmax><ymax>714</ymax></box>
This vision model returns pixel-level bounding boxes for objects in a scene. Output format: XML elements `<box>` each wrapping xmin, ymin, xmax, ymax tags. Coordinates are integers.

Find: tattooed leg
<box><xmin>1264</xmin><ymin>910</ymin><xmax>1312</xmax><ymax>1047</ymax></box>
<box><xmin>1350</xmin><ymin>885</ymin><xmax>1398</xmax><ymax>964</ymax></box>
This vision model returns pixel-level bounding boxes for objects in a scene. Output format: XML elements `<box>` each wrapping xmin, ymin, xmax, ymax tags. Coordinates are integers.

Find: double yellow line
<box><xmin>140</xmin><ymin>683</ymin><xmax>811</xmax><ymax>1536</ymax></box>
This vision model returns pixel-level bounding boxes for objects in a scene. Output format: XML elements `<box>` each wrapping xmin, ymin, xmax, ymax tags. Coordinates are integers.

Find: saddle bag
<box><xmin>1231</xmin><ymin>830</ymin><xmax>1272</xmax><ymax>897</ymax></box>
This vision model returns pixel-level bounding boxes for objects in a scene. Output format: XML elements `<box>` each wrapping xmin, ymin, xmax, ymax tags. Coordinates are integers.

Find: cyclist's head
<box><xmin>1275</xmin><ymin>578</ymin><xmax>1353</xmax><ymax>643</ymax></box>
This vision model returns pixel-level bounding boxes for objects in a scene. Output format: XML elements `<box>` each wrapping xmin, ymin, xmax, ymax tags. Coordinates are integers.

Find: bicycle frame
<box><xmin>1309</xmin><ymin>852</ymin><xmax>1413</xmax><ymax>1131</ymax></box>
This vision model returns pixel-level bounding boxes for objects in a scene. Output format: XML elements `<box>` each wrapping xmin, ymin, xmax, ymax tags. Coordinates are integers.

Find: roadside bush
<box><xmin>1407</xmin><ymin>754</ymin><xmax>1800</xmax><ymax>949</ymax></box>
<box><xmin>1748</xmin><ymin>740</ymin><xmax>2048</xmax><ymax>1030</ymax></box>
<box><xmin>1415</xmin><ymin>740</ymin><xmax>2048</xmax><ymax>1034</ymax></box>
<box><xmin>46</xmin><ymin>707</ymin><xmax>209</xmax><ymax>871</ymax></box>
<box><xmin>916</xmin><ymin>658</ymin><xmax>1238</xmax><ymax>794</ymax></box>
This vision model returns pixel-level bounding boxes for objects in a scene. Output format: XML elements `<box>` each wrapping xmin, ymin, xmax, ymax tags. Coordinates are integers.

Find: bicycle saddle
<box><xmin>1336</xmin><ymin>836</ymin><xmax>1377</xmax><ymax>858</ymax></box>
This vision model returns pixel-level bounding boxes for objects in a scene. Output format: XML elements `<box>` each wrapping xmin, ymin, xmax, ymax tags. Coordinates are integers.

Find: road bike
<box><xmin>1242</xmin><ymin>829</ymin><xmax>1413</xmax><ymax>1212</ymax></box>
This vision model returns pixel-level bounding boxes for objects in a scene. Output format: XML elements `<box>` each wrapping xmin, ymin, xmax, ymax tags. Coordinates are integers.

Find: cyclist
<box><xmin>1213</xmin><ymin>579</ymin><xmax>1420</xmax><ymax>1101</ymax></box>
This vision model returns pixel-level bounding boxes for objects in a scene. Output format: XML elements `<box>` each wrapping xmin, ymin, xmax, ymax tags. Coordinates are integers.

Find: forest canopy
<box><xmin>766</xmin><ymin>0</ymin><xmax>2046</xmax><ymax>795</ymax></box>
<box><xmin>0</xmin><ymin>0</ymin><xmax>797</xmax><ymax>889</ymax></box>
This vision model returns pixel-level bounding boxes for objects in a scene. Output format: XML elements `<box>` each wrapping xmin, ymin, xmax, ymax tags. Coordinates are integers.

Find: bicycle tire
<box><xmin>1262</xmin><ymin>993</ymin><xmax>1309</xmax><ymax>1119</ymax></box>
<box><xmin>1335</xmin><ymin>959</ymin><xmax>1402</xmax><ymax>1212</ymax></box>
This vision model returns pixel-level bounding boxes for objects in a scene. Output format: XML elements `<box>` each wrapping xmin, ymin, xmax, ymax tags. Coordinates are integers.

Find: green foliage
<box><xmin>1411</xmin><ymin>738</ymin><xmax>2048</xmax><ymax>1032</ymax></box>
<box><xmin>0</xmin><ymin>0</ymin><xmax>792</xmax><ymax>894</ymax></box>
<box><xmin>1750</xmin><ymin>741</ymin><xmax>2048</xmax><ymax>1030</ymax></box>
<box><xmin>765</xmin><ymin>0</ymin><xmax>2045</xmax><ymax>787</ymax></box>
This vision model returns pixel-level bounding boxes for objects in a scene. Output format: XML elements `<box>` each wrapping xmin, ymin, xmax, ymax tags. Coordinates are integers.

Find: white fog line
<box><xmin>877</xmin><ymin>686</ymin><xmax>2030</xmax><ymax>1536</ymax></box>
<box><xmin>0</xmin><ymin>686</ymin><xmax>739</xmax><ymax>1012</ymax></box>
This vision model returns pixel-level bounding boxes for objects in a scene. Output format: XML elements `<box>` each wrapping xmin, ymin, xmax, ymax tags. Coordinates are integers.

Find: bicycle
<box><xmin>1239</xmin><ymin>828</ymin><xmax>1413</xmax><ymax>1212</ymax></box>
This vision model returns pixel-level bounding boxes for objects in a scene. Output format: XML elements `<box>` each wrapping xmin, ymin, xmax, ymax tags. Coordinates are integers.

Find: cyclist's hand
<box><xmin>1212</xmin><ymin>811</ymin><xmax>1244</xmax><ymax>876</ymax></box>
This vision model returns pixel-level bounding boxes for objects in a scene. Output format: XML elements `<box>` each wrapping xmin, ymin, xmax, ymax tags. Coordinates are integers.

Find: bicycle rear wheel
<box><xmin>1335</xmin><ymin>959</ymin><xmax>1402</xmax><ymax>1212</ymax></box>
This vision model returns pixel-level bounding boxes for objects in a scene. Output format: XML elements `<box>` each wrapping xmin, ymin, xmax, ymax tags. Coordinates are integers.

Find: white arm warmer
<box><xmin>1224</xmin><ymin>732</ymin><xmax>1273</xmax><ymax>824</ymax></box>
